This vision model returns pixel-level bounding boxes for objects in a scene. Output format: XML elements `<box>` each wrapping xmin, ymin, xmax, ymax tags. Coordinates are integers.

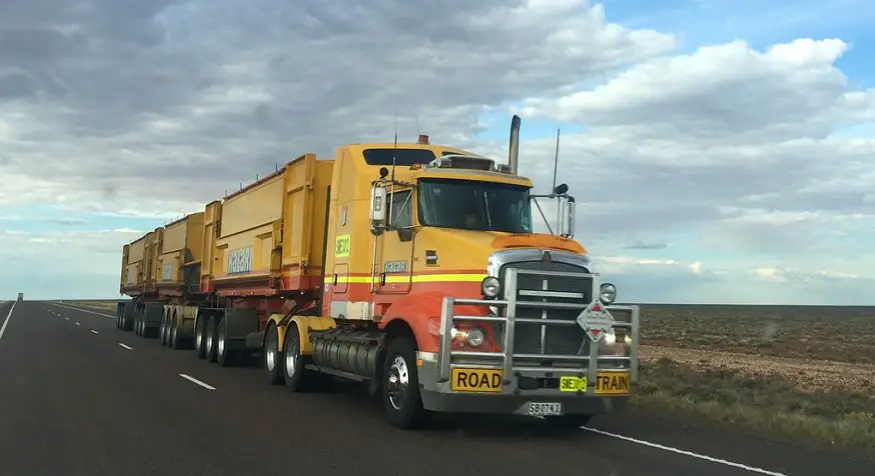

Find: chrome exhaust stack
<box><xmin>508</xmin><ymin>114</ymin><xmax>520</xmax><ymax>175</ymax></box>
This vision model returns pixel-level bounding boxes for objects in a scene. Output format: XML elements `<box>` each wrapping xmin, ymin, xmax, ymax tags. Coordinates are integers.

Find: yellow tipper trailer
<box><xmin>117</xmin><ymin>117</ymin><xmax>640</xmax><ymax>430</ymax></box>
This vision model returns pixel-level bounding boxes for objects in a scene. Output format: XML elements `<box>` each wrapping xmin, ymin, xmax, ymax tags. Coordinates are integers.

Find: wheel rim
<box><xmin>266</xmin><ymin>330</ymin><xmax>276</xmax><ymax>371</ymax></box>
<box><xmin>285</xmin><ymin>334</ymin><xmax>298</xmax><ymax>378</ymax></box>
<box><xmin>387</xmin><ymin>354</ymin><xmax>410</xmax><ymax>410</ymax></box>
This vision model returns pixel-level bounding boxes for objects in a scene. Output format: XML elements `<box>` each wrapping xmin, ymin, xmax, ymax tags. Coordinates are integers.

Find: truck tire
<box><xmin>159</xmin><ymin>312</ymin><xmax>168</xmax><ymax>346</ymax></box>
<box><xmin>382</xmin><ymin>335</ymin><xmax>428</xmax><ymax>429</ymax></box>
<box><xmin>281</xmin><ymin>323</ymin><xmax>329</xmax><ymax>392</ymax></box>
<box><xmin>264</xmin><ymin>323</ymin><xmax>284</xmax><ymax>385</ymax></box>
<box><xmin>216</xmin><ymin>317</ymin><xmax>235</xmax><ymax>367</ymax></box>
<box><xmin>205</xmin><ymin>315</ymin><xmax>218</xmax><ymax>362</ymax></box>
<box><xmin>194</xmin><ymin>315</ymin><xmax>207</xmax><ymax>359</ymax></box>
<box><xmin>170</xmin><ymin>317</ymin><xmax>184</xmax><ymax>350</ymax></box>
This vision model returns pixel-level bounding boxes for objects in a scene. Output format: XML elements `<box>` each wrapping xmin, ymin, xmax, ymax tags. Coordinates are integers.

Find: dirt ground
<box><xmin>639</xmin><ymin>344</ymin><xmax>875</xmax><ymax>393</ymax></box>
<box><xmin>638</xmin><ymin>303</ymin><xmax>875</xmax><ymax>364</ymax></box>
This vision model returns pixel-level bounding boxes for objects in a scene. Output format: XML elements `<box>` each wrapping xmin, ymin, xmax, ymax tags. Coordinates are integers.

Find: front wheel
<box><xmin>382</xmin><ymin>335</ymin><xmax>428</xmax><ymax>429</ymax></box>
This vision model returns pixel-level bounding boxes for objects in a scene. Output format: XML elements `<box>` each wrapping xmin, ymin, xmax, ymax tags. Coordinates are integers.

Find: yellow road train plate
<box><xmin>559</xmin><ymin>372</ymin><xmax>630</xmax><ymax>395</ymax></box>
<box><xmin>450</xmin><ymin>368</ymin><xmax>503</xmax><ymax>393</ymax></box>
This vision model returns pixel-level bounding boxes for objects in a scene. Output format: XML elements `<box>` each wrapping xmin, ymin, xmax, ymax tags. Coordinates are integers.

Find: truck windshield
<box><xmin>418</xmin><ymin>178</ymin><xmax>532</xmax><ymax>233</ymax></box>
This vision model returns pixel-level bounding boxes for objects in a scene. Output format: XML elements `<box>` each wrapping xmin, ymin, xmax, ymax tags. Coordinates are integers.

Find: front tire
<box><xmin>382</xmin><ymin>335</ymin><xmax>428</xmax><ymax>429</ymax></box>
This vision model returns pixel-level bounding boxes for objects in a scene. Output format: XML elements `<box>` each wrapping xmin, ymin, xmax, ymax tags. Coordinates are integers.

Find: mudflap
<box><xmin>223</xmin><ymin>309</ymin><xmax>261</xmax><ymax>354</ymax></box>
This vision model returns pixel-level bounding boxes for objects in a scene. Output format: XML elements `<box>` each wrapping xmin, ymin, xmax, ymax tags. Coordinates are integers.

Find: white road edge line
<box><xmin>179</xmin><ymin>373</ymin><xmax>216</xmax><ymax>390</ymax></box>
<box><xmin>51</xmin><ymin>303</ymin><xmax>116</xmax><ymax>319</ymax></box>
<box><xmin>118</xmin><ymin>343</ymin><xmax>133</xmax><ymax>350</ymax></box>
<box><xmin>90</xmin><ymin>330</ymin><xmax>99</xmax><ymax>335</ymax></box>
<box><xmin>0</xmin><ymin>301</ymin><xmax>17</xmax><ymax>346</ymax></box>
<box><xmin>582</xmin><ymin>427</ymin><xmax>788</xmax><ymax>476</ymax></box>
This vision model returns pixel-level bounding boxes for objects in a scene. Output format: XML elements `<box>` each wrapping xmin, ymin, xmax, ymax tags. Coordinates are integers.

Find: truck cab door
<box><xmin>376</xmin><ymin>188</ymin><xmax>415</xmax><ymax>294</ymax></box>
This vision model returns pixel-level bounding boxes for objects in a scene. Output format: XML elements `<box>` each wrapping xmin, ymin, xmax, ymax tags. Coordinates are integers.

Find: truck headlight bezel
<box><xmin>599</xmin><ymin>282</ymin><xmax>617</xmax><ymax>304</ymax></box>
<box><xmin>481</xmin><ymin>276</ymin><xmax>500</xmax><ymax>298</ymax></box>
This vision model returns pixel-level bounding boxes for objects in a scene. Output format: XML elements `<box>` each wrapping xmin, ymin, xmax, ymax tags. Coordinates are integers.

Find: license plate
<box><xmin>559</xmin><ymin>372</ymin><xmax>630</xmax><ymax>395</ymax></box>
<box><xmin>450</xmin><ymin>368</ymin><xmax>503</xmax><ymax>393</ymax></box>
<box><xmin>528</xmin><ymin>402</ymin><xmax>562</xmax><ymax>416</ymax></box>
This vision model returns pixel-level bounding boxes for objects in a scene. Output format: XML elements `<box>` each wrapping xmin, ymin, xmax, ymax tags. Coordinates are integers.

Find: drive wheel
<box><xmin>282</xmin><ymin>323</ymin><xmax>328</xmax><ymax>392</ymax></box>
<box><xmin>264</xmin><ymin>323</ymin><xmax>284</xmax><ymax>385</ymax></box>
<box><xmin>382</xmin><ymin>335</ymin><xmax>428</xmax><ymax>429</ymax></box>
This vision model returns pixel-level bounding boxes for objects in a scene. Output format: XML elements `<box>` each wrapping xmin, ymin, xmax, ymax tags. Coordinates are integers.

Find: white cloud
<box><xmin>0</xmin><ymin>0</ymin><xmax>873</xmax><ymax>304</ymax></box>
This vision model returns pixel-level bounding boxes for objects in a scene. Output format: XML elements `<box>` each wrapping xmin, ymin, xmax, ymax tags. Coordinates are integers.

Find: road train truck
<box><xmin>117</xmin><ymin>115</ymin><xmax>640</xmax><ymax>429</ymax></box>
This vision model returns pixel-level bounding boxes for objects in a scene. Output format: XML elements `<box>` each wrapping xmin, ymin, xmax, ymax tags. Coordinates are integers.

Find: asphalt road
<box><xmin>0</xmin><ymin>300</ymin><xmax>871</xmax><ymax>476</ymax></box>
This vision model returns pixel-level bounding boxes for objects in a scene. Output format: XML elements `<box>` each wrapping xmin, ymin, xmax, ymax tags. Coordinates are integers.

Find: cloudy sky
<box><xmin>2</xmin><ymin>0</ymin><xmax>875</xmax><ymax>305</ymax></box>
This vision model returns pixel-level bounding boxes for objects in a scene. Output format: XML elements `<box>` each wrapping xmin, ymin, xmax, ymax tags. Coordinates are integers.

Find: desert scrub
<box><xmin>632</xmin><ymin>357</ymin><xmax>875</xmax><ymax>450</ymax></box>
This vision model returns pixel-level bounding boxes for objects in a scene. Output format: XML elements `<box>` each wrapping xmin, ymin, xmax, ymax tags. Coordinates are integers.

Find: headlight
<box><xmin>481</xmin><ymin>276</ymin><xmax>500</xmax><ymax>298</ymax></box>
<box><xmin>465</xmin><ymin>327</ymin><xmax>485</xmax><ymax>347</ymax></box>
<box><xmin>599</xmin><ymin>282</ymin><xmax>617</xmax><ymax>304</ymax></box>
<box><xmin>604</xmin><ymin>330</ymin><xmax>616</xmax><ymax>345</ymax></box>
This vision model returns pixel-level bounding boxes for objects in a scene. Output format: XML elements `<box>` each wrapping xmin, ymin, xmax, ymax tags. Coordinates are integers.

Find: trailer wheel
<box><xmin>216</xmin><ymin>317</ymin><xmax>235</xmax><ymax>367</ymax></box>
<box><xmin>135</xmin><ymin>311</ymin><xmax>143</xmax><ymax>337</ymax></box>
<box><xmin>159</xmin><ymin>313</ymin><xmax>168</xmax><ymax>346</ymax></box>
<box><xmin>194</xmin><ymin>315</ymin><xmax>207</xmax><ymax>359</ymax></box>
<box><xmin>205</xmin><ymin>315</ymin><xmax>218</xmax><ymax>362</ymax></box>
<box><xmin>170</xmin><ymin>315</ymin><xmax>184</xmax><ymax>350</ymax></box>
<box><xmin>382</xmin><ymin>335</ymin><xmax>428</xmax><ymax>429</ymax></box>
<box><xmin>264</xmin><ymin>323</ymin><xmax>284</xmax><ymax>385</ymax></box>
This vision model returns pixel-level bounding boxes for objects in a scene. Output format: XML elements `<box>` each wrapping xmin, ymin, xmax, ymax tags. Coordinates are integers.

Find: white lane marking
<box><xmin>90</xmin><ymin>330</ymin><xmax>99</xmax><ymax>335</ymax></box>
<box><xmin>75</xmin><ymin>322</ymin><xmax>81</xmax><ymax>326</ymax></box>
<box><xmin>179</xmin><ymin>373</ymin><xmax>216</xmax><ymax>390</ymax></box>
<box><xmin>582</xmin><ymin>427</ymin><xmax>788</xmax><ymax>476</ymax></box>
<box><xmin>52</xmin><ymin>303</ymin><xmax>116</xmax><ymax>319</ymax></box>
<box><xmin>118</xmin><ymin>343</ymin><xmax>133</xmax><ymax>350</ymax></box>
<box><xmin>0</xmin><ymin>301</ymin><xmax>17</xmax><ymax>346</ymax></box>
<box><xmin>65</xmin><ymin>317</ymin><xmax>70</xmax><ymax>321</ymax></box>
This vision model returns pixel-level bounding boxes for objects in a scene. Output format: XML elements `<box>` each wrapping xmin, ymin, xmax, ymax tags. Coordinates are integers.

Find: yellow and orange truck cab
<box><xmin>316</xmin><ymin>137</ymin><xmax>638</xmax><ymax>428</ymax></box>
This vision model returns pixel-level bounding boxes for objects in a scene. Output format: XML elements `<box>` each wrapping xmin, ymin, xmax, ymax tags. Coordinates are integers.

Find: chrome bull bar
<box><xmin>436</xmin><ymin>268</ymin><xmax>640</xmax><ymax>394</ymax></box>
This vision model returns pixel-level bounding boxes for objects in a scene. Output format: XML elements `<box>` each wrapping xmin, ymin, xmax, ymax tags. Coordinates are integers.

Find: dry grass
<box><xmin>57</xmin><ymin>300</ymin><xmax>121</xmax><ymax>312</ymax></box>
<box><xmin>632</xmin><ymin>304</ymin><xmax>875</xmax><ymax>450</ymax></box>
<box><xmin>632</xmin><ymin>358</ymin><xmax>875</xmax><ymax>450</ymax></box>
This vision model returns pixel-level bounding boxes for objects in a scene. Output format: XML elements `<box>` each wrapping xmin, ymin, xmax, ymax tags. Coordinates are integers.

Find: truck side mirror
<box><xmin>559</xmin><ymin>198</ymin><xmax>575</xmax><ymax>238</ymax></box>
<box><xmin>370</xmin><ymin>184</ymin><xmax>388</xmax><ymax>235</ymax></box>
